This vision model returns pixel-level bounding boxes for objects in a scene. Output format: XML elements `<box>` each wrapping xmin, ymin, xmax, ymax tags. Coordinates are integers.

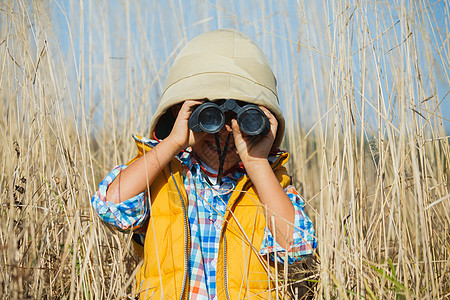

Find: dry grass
<box><xmin>1</xmin><ymin>0</ymin><xmax>449</xmax><ymax>299</ymax></box>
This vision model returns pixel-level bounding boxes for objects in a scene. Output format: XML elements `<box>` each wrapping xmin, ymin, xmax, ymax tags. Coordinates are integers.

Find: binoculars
<box><xmin>188</xmin><ymin>99</ymin><xmax>270</xmax><ymax>136</ymax></box>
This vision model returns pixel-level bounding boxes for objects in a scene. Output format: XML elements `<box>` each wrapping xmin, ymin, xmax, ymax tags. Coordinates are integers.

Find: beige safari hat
<box><xmin>150</xmin><ymin>29</ymin><xmax>285</xmax><ymax>147</ymax></box>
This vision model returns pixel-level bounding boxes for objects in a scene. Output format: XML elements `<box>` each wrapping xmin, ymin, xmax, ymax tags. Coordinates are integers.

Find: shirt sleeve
<box><xmin>90</xmin><ymin>165</ymin><xmax>149</xmax><ymax>234</ymax></box>
<box><xmin>260</xmin><ymin>185</ymin><xmax>317</xmax><ymax>264</ymax></box>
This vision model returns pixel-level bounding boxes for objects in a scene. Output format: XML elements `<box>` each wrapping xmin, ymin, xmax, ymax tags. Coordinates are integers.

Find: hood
<box><xmin>150</xmin><ymin>29</ymin><xmax>285</xmax><ymax>147</ymax></box>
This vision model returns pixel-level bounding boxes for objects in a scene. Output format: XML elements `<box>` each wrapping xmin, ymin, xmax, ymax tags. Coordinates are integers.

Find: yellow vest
<box><xmin>129</xmin><ymin>136</ymin><xmax>291</xmax><ymax>299</ymax></box>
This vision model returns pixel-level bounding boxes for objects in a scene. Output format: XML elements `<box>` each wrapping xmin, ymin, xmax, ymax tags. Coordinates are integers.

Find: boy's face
<box><xmin>191</xmin><ymin>121</ymin><xmax>241</xmax><ymax>171</ymax></box>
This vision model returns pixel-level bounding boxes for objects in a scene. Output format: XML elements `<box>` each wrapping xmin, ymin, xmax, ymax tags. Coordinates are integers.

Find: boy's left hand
<box><xmin>231</xmin><ymin>106</ymin><xmax>277</xmax><ymax>167</ymax></box>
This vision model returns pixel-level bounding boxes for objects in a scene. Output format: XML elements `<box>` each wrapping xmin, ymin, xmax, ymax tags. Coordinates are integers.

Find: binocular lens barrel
<box><xmin>238</xmin><ymin>109</ymin><xmax>268</xmax><ymax>135</ymax></box>
<box><xmin>198</xmin><ymin>107</ymin><xmax>224</xmax><ymax>133</ymax></box>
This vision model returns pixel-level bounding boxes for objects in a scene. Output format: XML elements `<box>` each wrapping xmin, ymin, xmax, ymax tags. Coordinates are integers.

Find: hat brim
<box><xmin>149</xmin><ymin>72</ymin><xmax>285</xmax><ymax>147</ymax></box>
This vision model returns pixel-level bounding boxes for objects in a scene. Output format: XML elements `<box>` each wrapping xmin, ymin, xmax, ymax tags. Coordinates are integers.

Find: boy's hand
<box><xmin>232</xmin><ymin>108</ymin><xmax>295</xmax><ymax>250</ymax></box>
<box><xmin>231</xmin><ymin>106</ymin><xmax>277</xmax><ymax>167</ymax></box>
<box><xmin>167</xmin><ymin>100</ymin><xmax>207</xmax><ymax>152</ymax></box>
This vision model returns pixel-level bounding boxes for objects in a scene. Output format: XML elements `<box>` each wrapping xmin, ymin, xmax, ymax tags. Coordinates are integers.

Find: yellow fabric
<box><xmin>129</xmin><ymin>136</ymin><xmax>291</xmax><ymax>299</ymax></box>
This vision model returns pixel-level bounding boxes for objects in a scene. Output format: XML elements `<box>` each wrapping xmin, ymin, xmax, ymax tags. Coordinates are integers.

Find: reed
<box><xmin>1</xmin><ymin>0</ymin><xmax>448</xmax><ymax>298</ymax></box>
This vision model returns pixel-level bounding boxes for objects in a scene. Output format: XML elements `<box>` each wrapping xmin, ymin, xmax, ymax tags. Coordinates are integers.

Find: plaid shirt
<box><xmin>91</xmin><ymin>136</ymin><xmax>316</xmax><ymax>299</ymax></box>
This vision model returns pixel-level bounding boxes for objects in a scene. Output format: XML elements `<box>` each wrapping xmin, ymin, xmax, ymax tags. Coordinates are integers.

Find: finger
<box><xmin>184</xmin><ymin>99</ymin><xmax>205</xmax><ymax>106</ymax></box>
<box><xmin>231</xmin><ymin>119</ymin><xmax>241</xmax><ymax>138</ymax></box>
<box><xmin>181</xmin><ymin>100</ymin><xmax>205</xmax><ymax>112</ymax></box>
<box><xmin>177</xmin><ymin>100</ymin><xmax>205</xmax><ymax>119</ymax></box>
<box><xmin>233</xmin><ymin>119</ymin><xmax>261</xmax><ymax>152</ymax></box>
<box><xmin>258</xmin><ymin>106</ymin><xmax>278</xmax><ymax>135</ymax></box>
<box><xmin>231</xmin><ymin>118</ymin><xmax>249</xmax><ymax>145</ymax></box>
<box><xmin>258</xmin><ymin>106</ymin><xmax>276</xmax><ymax>123</ymax></box>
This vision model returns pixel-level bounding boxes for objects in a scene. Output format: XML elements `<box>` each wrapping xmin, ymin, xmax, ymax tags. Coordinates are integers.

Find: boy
<box><xmin>91</xmin><ymin>29</ymin><xmax>316</xmax><ymax>299</ymax></box>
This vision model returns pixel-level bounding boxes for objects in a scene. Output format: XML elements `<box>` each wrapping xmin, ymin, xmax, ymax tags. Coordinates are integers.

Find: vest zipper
<box><xmin>172</xmin><ymin>155</ymin><xmax>285</xmax><ymax>299</ymax></box>
<box><xmin>169</xmin><ymin>163</ymin><xmax>189</xmax><ymax>300</ymax></box>
<box><xmin>223</xmin><ymin>235</ymin><xmax>231</xmax><ymax>300</ymax></box>
<box><xmin>221</xmin><ymin>179</ymin><xmax>251</xmax><ymax>300</ymax></box>
<box><xmin>179</xmin><ymin>189</ymin><xmax>189</xmax><ymax>300</ymax></box>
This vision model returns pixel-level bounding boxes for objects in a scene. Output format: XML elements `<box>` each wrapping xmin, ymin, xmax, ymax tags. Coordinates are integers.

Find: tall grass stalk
<box><xmin>1</xmin><ymin>0</ymin><xmax>448</xmax><ymax>298</ymax></box>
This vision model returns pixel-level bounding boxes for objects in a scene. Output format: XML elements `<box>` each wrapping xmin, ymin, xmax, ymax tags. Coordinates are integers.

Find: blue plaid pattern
<box><xmin>260</xmin><ymin>186</ymin><xmax>317</xmax><ymax>264</ymax></box>
<box><xmin>179</xmin><ymin>152</ymin><xmax>242</xmax><ymax>299</ymax></box>
<box><xmin>90</xmin><ymin>137</ymin><xmax>317</xmax><ymax>299</ymax></box>
<box><xmin>90</xmin><ymin>165</ymin><xmax>149</xmax><ymax>233</ymax></box>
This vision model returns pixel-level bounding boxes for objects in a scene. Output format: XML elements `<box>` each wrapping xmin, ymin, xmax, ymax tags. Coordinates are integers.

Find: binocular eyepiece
<box><xmin>188</xmin><ymin>99</ymin><xmax>270</xmax><ymax>136</ymax></box>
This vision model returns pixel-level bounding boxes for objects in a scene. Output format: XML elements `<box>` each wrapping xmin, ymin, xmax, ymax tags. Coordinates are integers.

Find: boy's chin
<box><xmin>199</xmin><ymin>156</ymin><xmax>241</xmax><ymax>172</ymax></box>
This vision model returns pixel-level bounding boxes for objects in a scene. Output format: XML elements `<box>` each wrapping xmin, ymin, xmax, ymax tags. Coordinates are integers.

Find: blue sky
<box><xmin>48</xmin><ymin>0</ymin><xmax>449</xmax><ymax>134</ymax></box>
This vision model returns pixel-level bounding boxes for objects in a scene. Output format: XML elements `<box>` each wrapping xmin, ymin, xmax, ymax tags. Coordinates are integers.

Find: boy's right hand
<box><xmin>106</xmin><ymin>100</ymin><xmax>205</xmax><ymax>205</ymax></box>
<box><xmin>166</xmin><ymin>100</ymin><xmax>207</xmax><ymax>152</ymax></box>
